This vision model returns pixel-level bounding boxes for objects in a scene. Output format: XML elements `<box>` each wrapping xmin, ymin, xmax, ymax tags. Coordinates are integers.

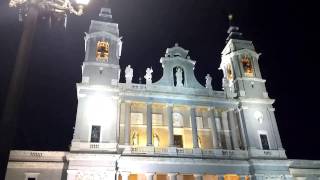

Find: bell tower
<box><xmin>70</xmin><ymin>8</ymin><xmax>122</xmax><ymax>152</ymax></box>
<box><xmin>220</xmin><ymin>19</ymin><xmax>286</xmax><ymax>159</ymax></box>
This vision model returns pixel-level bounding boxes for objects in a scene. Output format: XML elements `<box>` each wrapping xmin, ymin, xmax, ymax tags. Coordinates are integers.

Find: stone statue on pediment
<box><xmin>205</xmin><ymin>74</ymin><xmax>212</xmax><ymax>89</ymax></box>
<box><xmin>125</xmin><ymin>65</ymin><xmax>133</xmax><ymax>84</ymax></box>
<box><xmin>144</xmin><ymin>67</ymin><xmax>153</xmax><ymax>85</ymax></box>
<box><xmin>175</xmin><ymin>67</ymin><xmax>183</xmax><ymax>87</ymax></box>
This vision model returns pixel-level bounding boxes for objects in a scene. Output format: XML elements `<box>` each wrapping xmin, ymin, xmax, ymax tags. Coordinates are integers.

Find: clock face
<box><xmin>241</xmin><ymin>54</ymin><xmax>254</xmax><ymax>77</ymax></box>
<box><xmin>96</xmin><ymin>41</ymin><xmax>109</xmax><ymax>62</ymax></box>
<box><xmin>226</xmin><ymin>63</ymin><xmax>233</xmax><ymax>80</ymax></box>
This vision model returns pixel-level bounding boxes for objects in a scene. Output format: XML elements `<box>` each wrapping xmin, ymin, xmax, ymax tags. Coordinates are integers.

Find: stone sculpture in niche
<box><xmin>125</xmin><ymin>65</ymin><xmax>133</xmax><ymax>84</ymax></box>
<box><xmin>131</xmin><ymin>131</ymin><xmax>139</xmax><ymax>146</ymax></box>
<box><xmin>144</xmin><ymin>67</ymin><xmax>153</xmax><ymax>85</ymax></box>
<box><xmin>226</xmin><ymin>63</ymin><xmax>233</xmax><ymax>80</ymax></box>
<box><xmin>205</xmin><ymin>74</ymin><xmax>212</xmax><ymax>89</ymax></box>
<box><xmin>153</xmin><ymin>133</ymin><xmax>160</xmax><ymax>147</ymax></box>
<box><xmin>175</xmin><ymin>67</ymin><xmax>184</xmax><ymax>87</ymax></box>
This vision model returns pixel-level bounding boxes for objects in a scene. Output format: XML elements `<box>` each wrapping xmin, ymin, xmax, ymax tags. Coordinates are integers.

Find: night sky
<box><xmin>0</xmin><ymin>0</ymin><xmax>319</xmax><ymax>162</ymax></box>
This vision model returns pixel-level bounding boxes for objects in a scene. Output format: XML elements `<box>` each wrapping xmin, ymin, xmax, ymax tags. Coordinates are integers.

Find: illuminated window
<box><xmin>96</xmin><ymin>41</ymin><xmax>109</xmax><ymax>61</ymax></box>
<box><xmin>90</xmin><ymin>125</ymin><xmax>101</xmax><ymax>143</ymax></box>
<box><xmin>152</xmin><ymin>114</ymin><xmax>163</xmax><ymax>126</ymax></box>
<box><xmin>131</xmin><ymin>113</ymin><xmax>143</xmax><ymax>125</ymax></box>
<box><xmin>224</xmin><ymin>174</ymin><xmax>240</xmax><ymax>180</ymax></box>
<box><xmin>260</xmin><ymin>134</ymin><xmax>270</xmax><ymax>150</ymax></box>
<box><xmin>241</xmin><ymin>54</ymin><xmax>254</xmax><ymax>77</ymax></box>
<box><xmin>173</xmin><ymin>113</ymin><xmax>183</xmax><ymax>127</ymax></box>
<box><xmin>196</xmin><ymin>117</ymin><xmax>203</xmax><ymax>129</ymax></box>
<box><xmin>226</xmin><ymin>63</ymin><xmax>233</xmax><ymax>80</ymax></box>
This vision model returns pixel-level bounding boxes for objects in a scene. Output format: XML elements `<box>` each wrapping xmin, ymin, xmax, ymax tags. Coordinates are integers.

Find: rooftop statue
<box><xmin>205</xmin><ymin>74</ymin><xmax>212</xmax><ymax>89</ymax></box>
<box><xmin>125</xmin><ymin>65</ymin><xmax>133</xmax><ymax>84</ymax></box>
<box><xmin>144</xmin><ymin>67</ymin><xmax>153</xmax><ymax>85</ymax></box>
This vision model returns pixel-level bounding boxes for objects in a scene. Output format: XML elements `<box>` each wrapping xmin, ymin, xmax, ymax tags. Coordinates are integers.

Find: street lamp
<box><xmin>9</xmin><ymin>0</ymin><xmax>90</xmax><ymax>27</ymax></box>
<box><xmin>0</xmin><ymin>0</ymin><xmax>90</xmax><ymax>179</ymax></box>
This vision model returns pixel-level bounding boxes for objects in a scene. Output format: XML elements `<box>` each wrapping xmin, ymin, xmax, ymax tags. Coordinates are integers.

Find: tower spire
<box><xmin>226</xmin><ymin>14</ymin><xmax>243</xmax><ymax>43</ymax></box>
<box><xmin>99</xmin><ymin>8</ymin><xmax>113</xmax><ymax>22</ymax></box>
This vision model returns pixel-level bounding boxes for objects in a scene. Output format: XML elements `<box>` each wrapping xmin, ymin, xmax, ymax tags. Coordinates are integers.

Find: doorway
<box><xmin>174</xmin><ymin>135</ymin><xmax>183</xmax><ymax>148</ymax></box>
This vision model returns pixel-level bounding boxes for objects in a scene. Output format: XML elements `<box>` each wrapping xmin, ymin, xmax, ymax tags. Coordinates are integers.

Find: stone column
<box><xmin>190</xmin><ymin>106</ymin><xmax>199</xmax><ymax>148</ymax></box>
<box><xmin>167</xmin><ymin>104</ymin><xmax>174</xmax><ymax>146</ymax></box>
<box><xmin>124</xmin><ymin>101</ymin><xmax>131</xmax><ymax>145</ymax></box>
<box><xmin>268</xmin><ymin>107</ymin><xmax>283</xmax><ymax>149</ymax></box>
<box><xmin>208</xmin><ymin>107</ymin><xmax>219</xmax><ymax>148</ymax></box>
<box><xmin>121</xmin><ymin>172</ymin><xmax>131</xmax><ymax>180</ymax></box>
<box><xmin>194</xmin><ymin>174</ymin><xmax>203</xmax><ymax>180</ymax></box>
<box><xmin>167</xmin><ymin>173</ymin><xmax>177</xmax><ymax>180</ymax></box>
<box><xmin>221</xmin><ymin>111</ymin><xmax>232</xmax><ymax>149</ymax></box>
<box><xmin>147</xmin><ymin>102</ymin><xmax>153</xmax><ymax>146</ymax></box>
<box><xmin>213</xmin><ymin>109</ymin><xmax>223</xmax><ymax>148</ymax></box>
<box><xmin>236</xmin><ymin>108</ymin><xmax>248</xmax><ymax>150</ymax></box>
<box><xmin>145</xmin><ymin>173</ymin><xmax>154</xmax><ymax>180</ymax></box>
<box><xmin>228</xmin><ymin>109</ymin><xmax>240</xmax><ymax>150</ymax></box>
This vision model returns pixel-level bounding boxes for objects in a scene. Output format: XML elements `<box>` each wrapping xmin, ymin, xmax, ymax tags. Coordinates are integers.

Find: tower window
<box><xmin>259</xmin><ymin>134</ymin><xmax>270</xmax><ymax>150</ymax></box>
<box><xmin>90</xmin><ymin>125</ymin><xmax>101</xmax><ymax>143</ymax></box>
<box><xmin>226</xmin><ymin>63</ymin><xmax>233</xmax><ymax>80</ymax></box>
<box><xmin>96</xmin><ymin>41</ymin><xmax>109</xmax><ymax>62</ymax></box>
<box><xmin>241</xmin><ymin>54</ymin><xmax>254</xmax><ymax>77</ymax></box>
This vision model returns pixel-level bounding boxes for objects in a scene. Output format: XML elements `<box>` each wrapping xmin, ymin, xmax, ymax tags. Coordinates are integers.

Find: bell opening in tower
<box><xmin>96</xmin><ymin>41</ymin><xmax>109</xmax><ymax>62</ymax></box>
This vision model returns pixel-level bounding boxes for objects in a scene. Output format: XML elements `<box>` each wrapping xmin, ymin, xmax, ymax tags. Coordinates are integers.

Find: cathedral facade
<box><xmin>5</xmin><ymin>8</ymin><xmax>320</xmax><ymax>180</ymax></box>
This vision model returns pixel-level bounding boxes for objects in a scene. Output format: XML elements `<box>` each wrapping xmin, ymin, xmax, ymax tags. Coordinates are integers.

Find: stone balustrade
<box><xmin>123</xmin><ymin>146</ymin><xmax>248</xmax><ymax>159</ymax></box>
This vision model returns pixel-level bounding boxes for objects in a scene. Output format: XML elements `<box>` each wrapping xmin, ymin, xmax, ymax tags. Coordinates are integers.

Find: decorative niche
<box><xmin>241</xmin><ymin>54</ymin><xmax>254</xmax><ymax>77</ymax></box>
<box><xmin>226</xmin><ymin>63</ymin><xmax>233</xmax><ymax>80</ymax></box>
<box><xmin>96</xmin><ymin>41</ymin><xmax>109</xmax><ymax>62</ymax></box>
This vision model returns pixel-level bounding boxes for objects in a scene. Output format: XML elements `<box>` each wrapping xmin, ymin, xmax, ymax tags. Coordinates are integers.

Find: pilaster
<box><xmin>146</xmin><ymin>102</ymin><xmax>153</xmax><ymax>146</ymax></box>
<box><xmin>167</xmin><ymin>104</ymin><xmax>174</xmax><ymax>147</ymax></box>
<box><xmin>190</xmin><ymin>106</ymin><xmax>199</xmax><ymax>148</ymax></box>
<box><xmin>209</xmin><ymin>107</ymin><xmax>220</xmax><ymax>148</ymax></box>
<box><xmin>124</xmin><ymin>101</ymin><xmax>131</xmax><ymax>145</ymax></box>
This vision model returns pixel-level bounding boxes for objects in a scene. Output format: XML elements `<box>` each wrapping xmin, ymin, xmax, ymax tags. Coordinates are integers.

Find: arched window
<box><xmin>173</xmin><ymin>66</ymin><xmax>185</xmax><ymax>87</ymax></box>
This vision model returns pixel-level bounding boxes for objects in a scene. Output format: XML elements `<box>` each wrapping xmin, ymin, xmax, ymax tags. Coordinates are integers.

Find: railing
<box><xmin>118</xmin><ymin>83</ymin><xmax>226</xmax><ymax>98</ymax></box>
<box><xmin>70</xmin><ymin>142</ymin><xmax>118</xmax><ymax>152</ymax></box>
<box><xmin>90</xmin><ymin>143</ymin><xmax>99</xmax><ymax>149</ymax></box>
<box><xmin>126</xmin><ymin>146</ymin><xmax>249</xmax><ymax>159</ymax></box>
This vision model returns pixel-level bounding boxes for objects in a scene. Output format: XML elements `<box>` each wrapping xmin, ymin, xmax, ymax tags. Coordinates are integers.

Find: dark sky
<box><xmin>0</xmin><ymin>0</ymin><xmax>319</xmax><ymax>161</ymax></box>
